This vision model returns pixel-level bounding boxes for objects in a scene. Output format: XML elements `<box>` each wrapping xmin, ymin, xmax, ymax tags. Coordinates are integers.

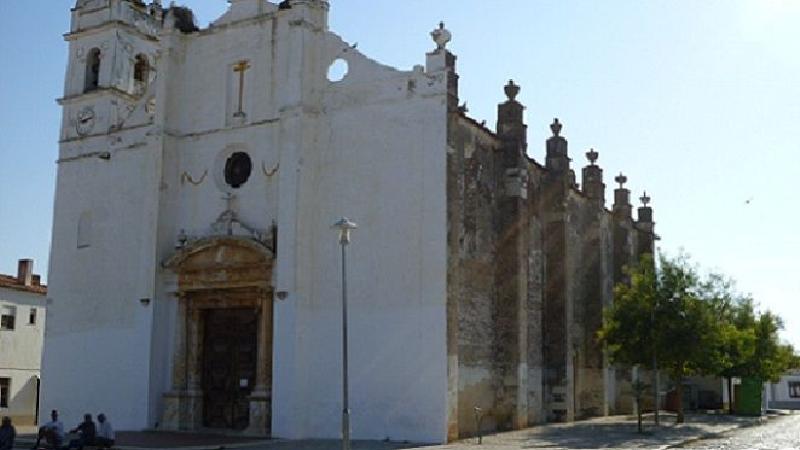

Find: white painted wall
<box><xmin>42</xmin><ymin>146</ymin><xmax>161</xmax><ymax>430</ymax></box>
<box><xmin>0</xmin><ymin>287</ymin><xmax>46</xmax><ymax>423</ymax></box>
<box><xmin>765</xmin><ymin>373</ymin><xmax>800</xmax><ymax>404</ymax></box>
<box><xmin>280</xmin><ymin>33</ymin><xmax>449</xmax><ymax>441</ymax></box>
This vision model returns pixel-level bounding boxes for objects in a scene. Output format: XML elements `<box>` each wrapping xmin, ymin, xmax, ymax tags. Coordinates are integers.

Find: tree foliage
<box><xmin>599</xmin><ymin>253</ymin><xmax>799</xmax><ymax>423</ymax></box>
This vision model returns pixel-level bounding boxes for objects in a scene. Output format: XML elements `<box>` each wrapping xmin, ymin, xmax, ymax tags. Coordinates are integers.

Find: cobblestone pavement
<box><xmin>426</xmin><ymin>414</ymin><xmax>763</xmax><ymax>450</ymax></box>
<box><xmin>12</xmin><ymin>414</ymin><xmax>787</xmax><ymax>450</ymax></box>
<box><xmin>673</xmin><ymin>413</ymin><xmax>800</xmax><ymax>450</ymax></box>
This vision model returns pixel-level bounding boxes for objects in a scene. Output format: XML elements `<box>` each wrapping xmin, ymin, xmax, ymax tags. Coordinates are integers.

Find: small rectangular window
<box><xmin>0</xmin><ymin>306</ymin><xmax>15</xmax><ymax>331</ymax></box>
<box><xmin>789</xmin><ymin>381</ymin><xmax>800</xmax><ymax>398</ymax></box>
<box><xmin>29</xmin><ymin>308</ymin><xmax>37</xmax><ymax>325</ymax></box>
<box><xmin>0</xmin><ymin>378</ymin><xmax>9</xmax><ymax>408</ymax></box>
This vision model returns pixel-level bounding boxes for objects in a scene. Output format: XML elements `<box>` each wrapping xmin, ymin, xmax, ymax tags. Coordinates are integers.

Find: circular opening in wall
<box><xmin>327</xmin><ymin>58</ymin><xmax>349</xmax><ymax>82</ymax></box>
<box><xmin>224</xmin><ymin>152</ymin><xmax>252</xmax><ymax>189</ymax></box>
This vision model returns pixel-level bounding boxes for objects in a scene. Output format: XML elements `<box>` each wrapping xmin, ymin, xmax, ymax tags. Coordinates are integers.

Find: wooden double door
<box><xmin>202</xmin><ymin>308</ymin><xmax>258</xmax><ymax>430</ymax></box>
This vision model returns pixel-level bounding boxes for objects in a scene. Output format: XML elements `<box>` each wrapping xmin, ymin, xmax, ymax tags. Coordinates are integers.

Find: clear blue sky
<box><xmin>1</xmin><ymin>1</ymin><xmax>797</xmax><ymax>347</ymax></box>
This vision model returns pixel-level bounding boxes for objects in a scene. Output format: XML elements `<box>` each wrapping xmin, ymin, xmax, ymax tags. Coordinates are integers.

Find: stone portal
<box><xmin>161</xmin><ymin>236</ymin><xmax>274</xmax><ymax>436</ymax></box>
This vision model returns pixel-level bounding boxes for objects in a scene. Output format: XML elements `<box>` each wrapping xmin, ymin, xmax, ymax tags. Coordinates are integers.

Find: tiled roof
<box><xmin>0</xmin><ymin>274</ymin><xmax>47</xmax><ymax>295</ymax></box>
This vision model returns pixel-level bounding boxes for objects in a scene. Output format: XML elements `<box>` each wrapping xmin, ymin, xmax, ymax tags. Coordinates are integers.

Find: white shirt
<box><xmin>45</xmin><ymin>420</ymin><xmax>64</xmax><ymax>440</ymax></box>
<box><xmin>97</xmin><ymin>421</ymin><xmax>114</xmax><ymax>440</ymax></box>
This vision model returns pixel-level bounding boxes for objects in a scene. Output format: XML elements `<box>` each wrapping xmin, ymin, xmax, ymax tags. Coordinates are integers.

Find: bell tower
<box><xmin>60</xmin><ymin>0</ymin><xmax>162</xmax><ymax>141</ymax></box>
<box><xmin>42</xmin><ymin>0</ymin><xmax>168</xmax><ymax>430</ymax></box>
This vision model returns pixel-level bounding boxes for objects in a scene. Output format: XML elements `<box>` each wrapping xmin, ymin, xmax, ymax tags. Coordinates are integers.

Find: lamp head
<box><xmin>331</xmin><ymin>217</ymin><xmax>358</xmax><ymax>245</ymax></box>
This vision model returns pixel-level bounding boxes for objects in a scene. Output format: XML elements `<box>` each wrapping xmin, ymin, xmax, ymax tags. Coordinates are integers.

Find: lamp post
<box><xmin>332</xmin><ymin>217</ymin><xmax>357</xmax><ymax>450</ymax></box>
<box><xmin>652</xmin><ymin>299</ymin><xmax>660</xmax><ymax>426</ymax></box>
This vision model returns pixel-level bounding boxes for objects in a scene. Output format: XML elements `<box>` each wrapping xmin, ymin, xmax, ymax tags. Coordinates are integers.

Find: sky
<box><xmin>0</xmin><ymin>1</ymin><xmax>798</xmax><ymax>347</ymax></box>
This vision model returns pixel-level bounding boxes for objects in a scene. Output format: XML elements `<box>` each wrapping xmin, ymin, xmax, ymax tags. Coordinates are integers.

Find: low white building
<box><xmin>765</xmin><ymin>371</ymin><xmax>800</xmax><ymax>410</ymax></box>
<box><xmin>0</xmin><ymin>259</ymin><xmax>47</xmax><ymax>426</ymax></box>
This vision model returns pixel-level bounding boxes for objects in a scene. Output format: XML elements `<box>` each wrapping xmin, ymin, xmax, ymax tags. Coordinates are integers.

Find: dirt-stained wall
<box><xmin>446</xmin><ymin>81</ymin><xmax>657</xmax><ymax>439</ymax></box>
<box><xmin>447</xmin><ymin>113</ymin><xmax>502</xmax><ymax>438</ymax></box>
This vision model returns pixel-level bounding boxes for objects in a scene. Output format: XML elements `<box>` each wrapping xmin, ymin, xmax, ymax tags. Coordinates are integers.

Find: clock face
<box><xmin>76</xmin><ymin>107</ymin><xmax>95</xmax><ymax>136</ymax></box>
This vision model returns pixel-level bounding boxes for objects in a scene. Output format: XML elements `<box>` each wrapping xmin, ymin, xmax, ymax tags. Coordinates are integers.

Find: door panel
<box><xmin>202</xmin><ymin>308</ymin><xmax>257</xmax><ymax>430</ymax></box>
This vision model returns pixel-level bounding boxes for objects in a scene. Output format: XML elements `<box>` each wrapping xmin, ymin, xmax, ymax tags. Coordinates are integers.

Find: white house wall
<box><xmin>0</xmin><ymin>288</ymin><xmax>46</xmax><ymax>424</ymax></box>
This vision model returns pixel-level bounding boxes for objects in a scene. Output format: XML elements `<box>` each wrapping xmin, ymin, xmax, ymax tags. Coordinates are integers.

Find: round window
<box><xmin>224</xmin><ymin>152</ymin><xmax>252</xmax><ymax>188</ymax></box>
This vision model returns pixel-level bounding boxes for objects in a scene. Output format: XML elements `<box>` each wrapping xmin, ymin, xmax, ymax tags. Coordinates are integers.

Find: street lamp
<box><xmin>332</xmin><ymin>217</ymin><xmax>357</xmax><ymax>450</ymax></box>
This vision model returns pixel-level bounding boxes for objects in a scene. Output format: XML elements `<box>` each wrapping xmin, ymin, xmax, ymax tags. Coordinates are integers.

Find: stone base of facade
<box><xmin>161</xmin><ymin>390</ymin><xmax>203</xmax><ymax>431</ymax></box>
<box><xmin>244</xmin><ymin>390</ymin><xmax>270</xmax><ymax>436</ymax></box>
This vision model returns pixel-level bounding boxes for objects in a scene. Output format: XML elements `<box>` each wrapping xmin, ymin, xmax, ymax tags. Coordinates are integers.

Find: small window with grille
<box><xmin>0</xmin><ymin>306</ymin><xmax>15</xmax><ymax>331</ymax></box>
<box><xmin>789</xmin><ymin>381</ymin><xmax>800</xmax><ymax>398</ymax></box>
<box><xmin>0</xmin><ymin>378</ymin><xmax>9</xmax><ymax>408</ymax></box>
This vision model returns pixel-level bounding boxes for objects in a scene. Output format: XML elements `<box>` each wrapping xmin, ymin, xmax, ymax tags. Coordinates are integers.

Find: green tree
<box><xmin>599</xmin><ymin>253</ymin><xmax>720</xmax><ymax>424</ymax></box>
<box><xmin>701</xmin><ymin>277</ymin><xmax>756</xmax><ymax>414</ymax></box>
<box><xmin>701</xmin><ymin>273</ymin><xmax>798</xmax><ymax>412</ymax></box>
<box><xmin>744</xmin><ymin>312</ymin><xmax>795</xmax><ymax>382</ymax></box>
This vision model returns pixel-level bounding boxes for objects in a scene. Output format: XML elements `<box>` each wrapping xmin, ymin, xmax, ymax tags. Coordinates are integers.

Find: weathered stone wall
<box><xmin>525</xmin><ymin>168</ymin><xmax>545</xmax><ymax>425</ymax></box>
<box><xmin>610</xmin><ymin>189</ymin><xmax>639</xmax><ymax>414</ymax></box>
<box><xmin>446</xmin><ymin>90</ymin><xmax>658</xmax><ymax>437</ymax></box>
<box><xmin>447</xmin><ymin>114</ymin><xmax>502</xmax><ymax>437</ymax></box>
<box><xmin>566</xmin><ymin>191</ymin><xmax>608</xmax><ymax>419</ymax></box>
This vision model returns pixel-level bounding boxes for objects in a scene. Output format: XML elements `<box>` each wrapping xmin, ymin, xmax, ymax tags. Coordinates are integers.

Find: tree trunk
<box><xmin>727</xmin><ymin>377</ymin><xmax>734</xmax><ymax>415</ymax></box>
<box><xmin>676</xmin><ymin>380</ymin><xmax>685</xmax><ymax>424</ymax></box>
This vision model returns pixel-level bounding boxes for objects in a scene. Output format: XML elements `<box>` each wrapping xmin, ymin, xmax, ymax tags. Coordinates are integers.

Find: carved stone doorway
<box><xmin>162</xmin><ymin>237</ymin><xmax>274</xmax><ymax>436</ymax></box>
<box><xmin>202</xmin><ymin>308</ymin><xmax>258</xmax><ymax>430</ymax></box>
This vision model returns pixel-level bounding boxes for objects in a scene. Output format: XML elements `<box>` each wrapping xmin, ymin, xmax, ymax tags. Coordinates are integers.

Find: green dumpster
<box><xmin>735</xmin><ymin>377</ymin><xmax>762</xmax><ymax>416</ymax></box>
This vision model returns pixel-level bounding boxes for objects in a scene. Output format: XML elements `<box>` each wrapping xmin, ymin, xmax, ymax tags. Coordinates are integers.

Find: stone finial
<box><xmin>614</xmin><ymin>172</ymin><xmax>627</xmax><ymax>189</ymax></box>
<box><xmin>504</xmin><ymin>80</ymin><xmax>520</xmax><ymax>102</ymax></box>
<box><xmin>640</xmin><ymin>191</ymin><xmax>651</xmax><ymax>206</ymax></box>
<box><xmin>431</xmin><ymin>21</ymin><xmax>452</xmax><ymax>51</ymax></box>
<box><xmin>586</xmin><ymin>148</ymin><xmax>599</xmax><ymax>166</ymax></box>
<box><xmin>550</xmin><ymin>118</ymin><xmax>563</xmax><ymax>137</ymax></box>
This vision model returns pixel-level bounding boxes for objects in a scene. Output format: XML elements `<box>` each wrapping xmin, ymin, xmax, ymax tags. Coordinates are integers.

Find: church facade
<box><xmin>42</xmin><ymin>0</ymin><xmax>655</xmax><ymax>444</ymax></box>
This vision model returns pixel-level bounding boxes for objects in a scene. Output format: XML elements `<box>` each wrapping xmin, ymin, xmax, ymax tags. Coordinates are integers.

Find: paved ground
<box><xmin>425</xmin><ymin>413</ymin><xmax>764</xmax><ymax>450</ymax></box>
<box><xmin>11</xmin><ymin>413</ymin><xmax>789</xmax><ymax>450</ymax></box>
<box><xmin>673</xmin><ymin>413</ymin><xmax>800</xmax><ymax>449</ymax></box>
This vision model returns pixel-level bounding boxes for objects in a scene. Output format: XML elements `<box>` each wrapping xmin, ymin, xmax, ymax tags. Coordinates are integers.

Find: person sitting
<box><xmin>95</xmin><ymin>414</ymin><xmax>114</xmax><ymax>449</ymax></box>
<box><xmin>67</xmin><ymin>414</ymin><xmax>95</xmax><ymax>450</ymax></box>
<box><xmin>33</xmin><ymin>410</ymin><xmax>64</xmax><ymax>450</ymax></box>
<box><xmin>0</xmin><ymin>417</ymin><xmax>16</xmax><ymax>450</ymax></box>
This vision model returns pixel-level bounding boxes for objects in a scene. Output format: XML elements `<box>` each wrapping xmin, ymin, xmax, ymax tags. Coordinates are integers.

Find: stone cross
<box><xmin>223</xmin><ymin>192</ymin><xmax>237</xmax><ymax>235</ymax></box>
<box><xmin>614</xmin><ymin>172</ymin><xmax>627</xmax><ymax>189</ymax></box>
<box><xmin>233</xmin><ymin>60</ymin><xmax>251</xmax><ymax>117</ymax></box>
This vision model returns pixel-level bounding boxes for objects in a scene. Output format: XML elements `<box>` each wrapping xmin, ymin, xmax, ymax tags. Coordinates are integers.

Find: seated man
<box><xmin>0</xmin><ymin>417</ymin><xmax>16</xmax><ymax>450</ymax></box>
<box><xmin>67</xmin><ymin>414</ymin><xmax>96</xmax><ymax>450</ymax></box>
<box><xmin>95</xmin><ymin>414</ymin><xmax>114</xmax><ymax>449</ymax></box>
<box><xmin>33</xmin><ymin>410</ymin><xmax>64</xmax><ymax>450</ymax></box>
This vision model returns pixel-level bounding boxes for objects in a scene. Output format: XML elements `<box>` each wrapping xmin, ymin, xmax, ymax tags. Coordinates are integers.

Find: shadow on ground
<box><xmin>462</xmin><ymin>414</ymin><xmax>761</xmax><ymax>450</ymax></box>
<box><xmin>516</xmin><ymin>422</ymin><xmax>709</xmax><ymax>449</ymax></box>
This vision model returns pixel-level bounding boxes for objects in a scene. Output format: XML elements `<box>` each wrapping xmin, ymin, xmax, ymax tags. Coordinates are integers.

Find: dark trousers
<box><xmin>33</xmin><ymin>428</ymin><xmax>62</xmax><ymax>449</ymax></box>
<box><xmin>68</xmin><ymin>436</ymin><xmax>93</xmax><ymax>450</ymax></box>
<box><xmin>95</xmin><ymin>437</ymin><xmax>114</xmax><ymax>449</ymax></box>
